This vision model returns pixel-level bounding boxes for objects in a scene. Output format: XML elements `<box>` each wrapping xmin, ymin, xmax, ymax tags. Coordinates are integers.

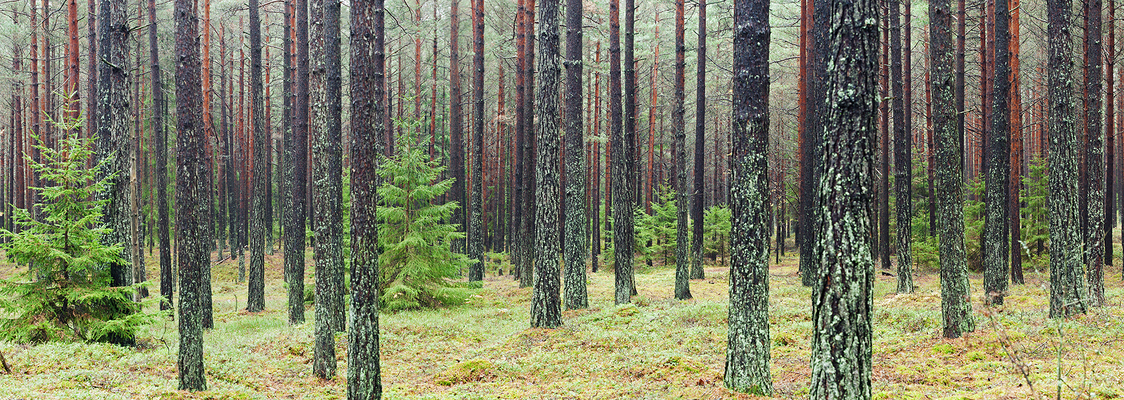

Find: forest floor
<box><xmin>1</xmin><ymin>245</ymin><xmax>1124</xmax><ymax>399</ymax></box>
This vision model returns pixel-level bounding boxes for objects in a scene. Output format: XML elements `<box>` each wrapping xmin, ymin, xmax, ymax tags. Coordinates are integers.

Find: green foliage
<box><xmin>637</xmin><ymin>187</ymin><xmax>679</xmax><ymax>266</ymax></box>
<box><xmin>1020</xmin><ymin>156</ymin><xmax>1049</xmax><ymax>268</ymax></box>
<box><xmin>909</xmin><ymin>152</ymin><xmax>939</xmax><ymax>270</ymax></box>
<box><xmin>963</xmin><ymin>178</ymin><xmax>986</xmax><ymax>272</ymax></box>
<box><xmin>703</xmin><ymin>205</ymin><xmax>731</xmax><ymax>265</ymax></box>
<box><xmin>0</xmin><ymin>131</ymin><xmax>160</xmax><ymax>345</ymax></box>
<box><xmin>378</xmin><ymin>137</ymin><xmax>478</xmax><ymax>312</ymax></box>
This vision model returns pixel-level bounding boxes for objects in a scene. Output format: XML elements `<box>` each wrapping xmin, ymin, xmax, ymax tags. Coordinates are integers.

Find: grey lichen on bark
<box><xmin>807</xmin><ymin>0</ymin><xmax>878</xmax><ymax>394</ymax></box>
<box><xmin>246</xmin><ymin>0</ymin><xmax>267</xmax><ymax>313</ymax></box>
<box><xmin>1047</xmin><ymin>0</ymin><xmax>1088</xmax><ymax>318</ymax></box>
<box><xmin>723</xmin><ymin>0</ymin><xmax>770</xmax><ymax>393</ymax></box>
<box><xmin>531</xmin><ymin>0</ymin><xmax>562</xmax><ymax>328</ymax></box>
<box><xmin>312</xmin><ymin>0</ymin><xmax>345</xmax><ymax>379</ymax></box>
<box><xmin>562</xmin><ymin>0</ymin><xmax>588</xmax><ymax>310</ymax></box>
<box><xmin>95</xmin><ymin>0</ymin><xmax>133</xmax><ymax>290</ymax></box>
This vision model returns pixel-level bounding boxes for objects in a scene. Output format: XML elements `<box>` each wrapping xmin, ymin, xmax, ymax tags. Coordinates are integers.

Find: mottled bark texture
<box><xmin>1047</xmin><ymin>0</ymin><xmax>1088</xmax><ymax>318</ymax></box>
<box><xmin>312</xmin><ymin>0</ymin><xmax>345</xmax><ymax>379</ymax></box>
<box><xmin>892</xmin><ymin>0</ymin><xmax>913</xmax><ymax>294</ymax></box>
<box><xmin>562</xmin><ymin>0</ymin><xmax>588</xmax><ymax>310</ymax></box>
<box><xmin>690</xmin><ymin>0</ymin><xmax>707</xmax><ymax>281</ymax></box>
<box><xmin>246</xmin><ymin>0</ymin><xmax>267</xmax><ymax>313</ymax></box>
<box><xmin>150</xmin><ymin>0</ymin><xmax>171</xmax><ymax>311</ymax></box>
<box><xmin>723</xmin><ymin>0</ymin><xmax>770</xmax><ymax>393</ymax></box>
<box><xmin>609</xmin><ymin>0</ymin><xmax>633</xmax><ymax>305</ymax></box>
<box><xmin>347</xmin><ymin>0</ymin><xmax>383</xmax><ymax>396</ymax></box>
<box><xmin>286</xmin><ymin>0</ymin><xmax>310</xmax><ymax>325</ymax></box>
<box><xmin>174</xmin><ymin>0</ymin><xmax>207</xmax><ymax>389</ymax></box>
<box><xmin>96</xmin><ymin>0</ymin><xmax>133</xmax><ymax>289</ymax></box>
<box><xmin>531</xmin><ymin>0</ymin><xmax>562</xmax><ymax>328</ymax></box>
<box><xmin>1083</xmin><ymin>0</ymin><xmax>1105</xmax><ymax>307</ymax></box>
<box><xmin>449</xmin><ymin>0</ymin><xmax>465</xmax><ymax>258</ymax></box>
<box><xmin>468</xmin><ymin>0</ymin><xmax>485</xmax><ymax>281</ymax></box>
<box><xmin>983</xmin><ymin>0</ymin><xmax>1011</xmax><ymax>305</ymax></box>
<box><xmin>519</xmin><ymin>0</ymin><xmax>538</xmax><ymax>289</ymax></box>
<box><xmin>672</xmin><ymin>0</ymin><xmax>691</xmax><ymax>301</ymax></box>
<box><xmin>807</xmin><ymin>0</ymin><xmax>877</xmax><ymax>395</ymax></box>
<box><xmin>932</xmin><ymin>0</ymin><xmax>975</xmax><ymax>337</ymax></box>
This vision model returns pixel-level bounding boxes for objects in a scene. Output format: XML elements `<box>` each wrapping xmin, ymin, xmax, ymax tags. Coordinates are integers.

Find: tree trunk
<box><xmin>691</xmin><ymin>0</ymin><xmax>707</xmax><ymax>281</ymax></box>
<box><xmin>311</xmin><ymin>0</ymin><xmax>345</xmax><ymax>379</ymax></box>
<box><xmin>96</xmin><ymin>0</ymin><xmax>134</xmax><ymax>289</ymax></box>
<box><xmin>512</xmin><ymin>0</ymin><xmax>526</xmax><ymax>280</ymax></box>
<box><xmin>347</xmin><ymin>0</ymin><xmax>383</xmax><ymax>395</ymax></box>
<box><xmin>531</xmin><ymin>0</ymin><xmax>562</xmax><ymax>328</ymax></box>
<box><xmin>672</xmin><ymin>0</ymin><xmax>691</xmax><ymax>300</ymax></box>
<box><xmin>174</xmin><ymin>0</ymin><xmax>208</xmax><ymax>388</ymax></box>
<box><xmin>246</xmin><ymin>0</ymin><xmax>268</xmax><ymax>313</ymax></box>
<box><xmin>562</xmin><ymin>0</ymin><xmax>588</xmax><ymax>309</ymax></box>
<box><xmin>286</xmin><ymin>0</ymin><xmax>310</xmax><ymax>325</ymax></box>
<box><xmin>450</xmin><ymin>0</ymin><xmax>466</xmax><ymax>257</ymax></box>
<box><xmin>932</xmin><ymin>0</ymin><xmax>975</xmax><ymax>338</ymax></box>
<box><xmin>724</xmin><ymin>0</ymin><xmax>771</xmax><ymax>393</ymax></box>
<box><xmin>984</xmin><ymin>0</ymin><xmax>1012</xmax><ymax>305</ymax></box>
<box><xmin>609</xmin><ymin>0</ymin><xmax>632</xmax><ymax>304</ymax></box>
<box><xmin>808</xmin><ymin>0</ymin><xmax>876</xmax><ymax>394</ymax></box>
<box><xmin>150</xmin><ymin>0</ymin><xmax>171</xmax><ymax>312</ymax></box>
<box><xmin>893</xmin><ymin>0</ymin><xmax>914</xmax><ymax>293</ymax></box>
<box><xmin>1047</xmin><ymin>0</ymin><xmax>1088</xmax><ymax>318</ymax></box>
<box><xmin>1105</xmin><ymin>0</ymin><xmax>1115</xmax><ymax>271</ymax></box>
<box><xmin>469</xmin><ymin>0</ymin><xmax>485</xmax><ymax>281</ymax></box>
<box><xmin>519</xmin><ymin>0</ymin><xmax>538</xmax><ymax>289</ymax></box>
<box><xmin>1010</xmin><ymin>0</ymin><xmax>1025</xmax><ymax>285</ymax></box>
<box><xmin>1084</xmin><ymin>0</ymin><xmax>1105</xmax><ymax>306</ymax></box>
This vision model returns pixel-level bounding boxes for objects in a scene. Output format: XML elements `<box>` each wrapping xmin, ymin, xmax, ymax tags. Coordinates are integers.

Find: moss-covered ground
<box><xmin>2</xmin><ymin>241</ymin><xmax>1123</xmax><ymax>399</ymax></box>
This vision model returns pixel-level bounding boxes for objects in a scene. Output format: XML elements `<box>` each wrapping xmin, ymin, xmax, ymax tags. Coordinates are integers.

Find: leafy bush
<box><xmin>0</xmin><ymin>132</ymin><xmax>159</xmax><ymax>345</ymax></box>
<box><xmin>378</xmin><ymin>137</ymin><xmax>477</xmax><ymax>312</ymax></box>
<box><xmin>703</xmin><ymin>205</ymin><xmax>731</xmax><ymax>266</ymax></box>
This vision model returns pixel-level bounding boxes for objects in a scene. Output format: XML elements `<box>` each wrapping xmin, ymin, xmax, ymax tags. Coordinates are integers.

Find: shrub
<box><xmin>0</xmin><ymin>131</ymin><xmax>159</xmax><ymax>345</ymax></box>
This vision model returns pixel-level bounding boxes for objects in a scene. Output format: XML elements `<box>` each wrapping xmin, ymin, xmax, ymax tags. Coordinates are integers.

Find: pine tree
<box><xmin>286</xmin><ymin>0</ymin><xmax>311</xmax><ymax>326</ymax></box>
<box><xmin>808</xmin><ymin>0</ymin><xmax>877</xmax><ymax>395</ymax></box>
<box><xmin>933</xmin><ymin>0</ymin><xmax>975</xmax><ymax>338</ymax></box>
<box><xmin>672</xmin><ymin>0</ymin><xmax>691</xmax><ymax>301</ymax></box>
<box><xmin>1048</xmin><ymin>0</ymin><xmax>1088</xmax><ymax>318</ymax></box>
<box><xmin>609</xmin><ymin>0</ymin><xmax>633</xmax><ymax>305</ymax></box>
<box><xmin>246</xmin><ymin>0</ymin><xmax>268</xmax><ymax>313</ymax></box>
<box><xmin>347</xmin><ymin>0</ymin><xmax>383</xmax><ymax>395</ymax></box>
<box><xmin>531</xmin><ymin>0</ymin><xmax>562</xmax><ymax>328</ymax></box>
<box><xmin>562</xmin><ymin>0</ymin><xmax>588</xmax><ymax>310</ymax></box>
<box><xmin>1083</xmin><ymin>0</ymin><xmax>1105</xmax><ymax>307</ymax></box>
<box><xmin>892</xmin><ymin>0</ymin><xmax>913</xmax><ymax>294</ymax></box>
<box><xmin>174</xmin><ymin>0</ymin><xmax>208</xmax><ymax>388</ymax></box>
<box><xmin>983</xmin><ymin>0</ymin><xmax>1012</xmax><ymax>305</ymax></box>
<box><xmin>149</xmin><ymin>0</ymin><xmax>171</xmax><ymax>311</ymax></box>
<box><xmin>311</xmin><ymin>0</ymin><xmax>345</xmax><ymax>379</ymax></box>
<box><xmin>724</xmin><ymin>0</ymin><xmax>770</xmax><ymax>393</ymax></box>
<box><xmin>690</xmin><ymin>0</ymin><xmax>707</xmax><ymax>281</ymax></box>
<box><xmin>468</xmin><ymin>0</ymin><xmax>485</xmax><ymax>281</ymax></box>
<box><xmin>96</xmin><ymin>0</ymin><xmax>133</xmax><ymax>290</ymax></box>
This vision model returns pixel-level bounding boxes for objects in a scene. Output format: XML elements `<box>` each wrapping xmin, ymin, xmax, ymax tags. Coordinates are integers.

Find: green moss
<box><xmin>434</xmin><ymin>359</ymin><xmax>496</xmax><ymax>386</ymax></box>
<box><xmin>933</xmin><ymin>343</ymin><xmax>955</xmax><ymax>354</ymax></box>
<box><xmin>965</xmin><ymin>351</ymin><xmax>985</xmax><ymax>361</ymax></box>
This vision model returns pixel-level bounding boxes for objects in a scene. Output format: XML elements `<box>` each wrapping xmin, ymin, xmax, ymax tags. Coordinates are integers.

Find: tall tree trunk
<box><xmin>512</xmin><ymin>0</ymin><xmax>526</xmax><ymax>280</ymax></box>
<box><xmin>519</xmin><ymin>0</ymin><xmax>538</xmax><ymax>289</ymax></box>
<box><xmin>1084</xmin><ymin>0</ymin><xmax>1105</xmax><ymax>306</ymax></box>
<box><xmin>609</xmin><ymin>0</ymin><xmax>632</xmax><ymax>304</ymax></box>
<box><xmin>450</xmin><ymin>0</ymin><xmax>466</xmax><ymax>256</ymax></box>
<box><xmin>1047</xmin><ymin>0</ymin><xmax>1087</xmax><ymax>317</ymax></box>
<box><xmin>808</xmin><ymin>0</ymin><xmax>876</xmax><ymax>393</ymax></box>
<box><xmin>562</xmin><ymin>0</ymin><xmax>588</xmax><ymax>309</ymax></box>
<box><xmin>724</xmin><ymin>0</ymin><xmax>770</xmax><ymax>393</ymax></box>
<box><xmin>150</xmin><ymin>0</ymin><xmax>171</xmax><ymax>312</ymax></box>
<box><xmin>67</xmin><ymin>0</ymin><xmax>80</xmax><ymax>124</ymax></box>
<box><xmin>879</xmin><ymin>2</ymin><xmax>889</xmax><ymax>270</ymax></box>
<box><xmin>672</xmin><ymin>0</ymin><xmax>691</xmax><ymax>300</ymax></box>
<box><xmin>691</xmin><ymin>0</ymin><xmax>707</xmax><ymax>281</ymax></box>
<box><xmin>311</xmin><ymin>0</ymin><xmax>345</xmax><ymax>379</ymax></box>
<box><xmin>469</xmin><ymin>0</ymin><xmax>485</xmax><ymax>281</ymax></box>
<box><xmin>1105</xmin><ymin>0</ymin><xmax>1115</xmax><ymax>270</ymax></box>
<box><xmin>893</xmin><ymin>0</ymin><xmax>913</xmax><ymax>293</ymax></box>
<box><xmin>97</xmin><ymin>0</ymin><xmax>134</xmax><ymax>289</ymax></box>
<box><xmin>530</xmin><ymin>0</ymin><xmax>562</xmax><ymax>328</ymax></box>
<box><xmin>984</xmin><ymin>0</ymin><xmax>1012</xmax><ymax>305</ymax></box>
<box><xmin>932</xmin><ymin>0</ymin><xmax>975</xmax><ymax>338</ymax></box>
<box><xmin>247</xmin><ymin>0</ymin><xmax>268</xmax><ymax>312</ymax></box>
<box><xmin>30</xmin><ymin>0</ymin><xmax>40</xmax><ymax>211</ymax></box>
<box><xmin>286</xmin><ymin>0</ymin><xmax>310</xmax><ymax>325</ymax></box>
<box><xmin>88</xmin><ymin>0</ymin><xmax>98</xmax><ymax>143</ymax></box>
<box><xmin>347</xmin><ymin>0</ymin><xmax>383</xmax><ymax>395</ymax></box>
<box><xmin>174</xmin><ymin>0</ymin><xmax>208</xmax><ymax>388</ymax></box>
<box><xmin>1010</xmin><ymin>0</ymin><xmax>1025</xmax><ymax>285</ymax></box>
